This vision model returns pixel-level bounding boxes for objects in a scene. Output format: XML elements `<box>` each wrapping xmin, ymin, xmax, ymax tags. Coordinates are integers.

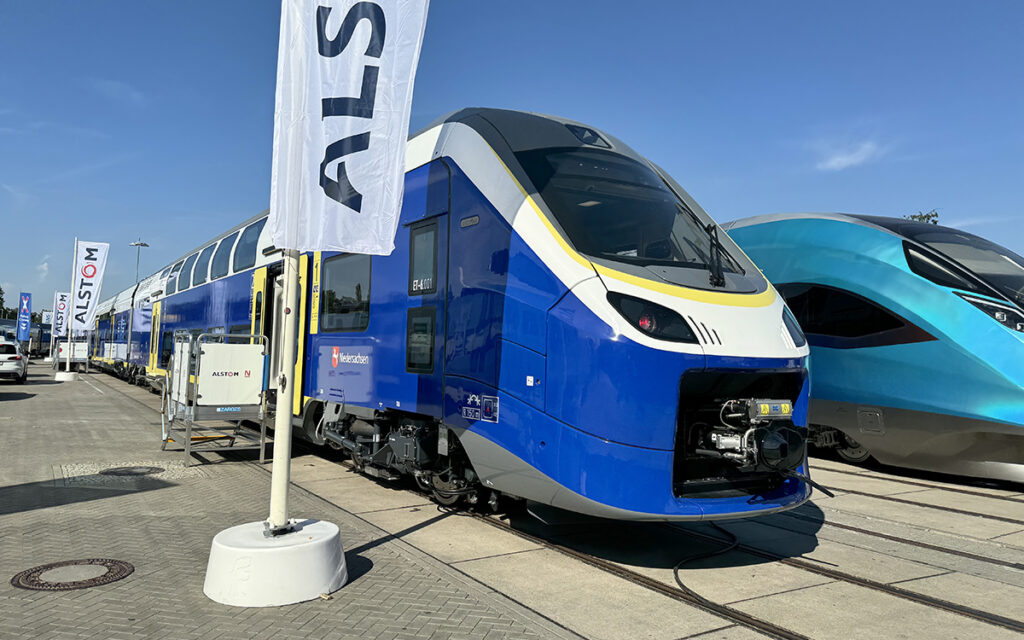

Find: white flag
<box><xmin>71</xmin><ymin>241</ymin><xmax>110</xmax><ymax>331</ymax></box>
<box><xmin>52</xmin><ymin>291</ymin><xmax>70</xmax><ymax>337</ymax></box>
<box><xmin>268</xmin><ymin>0</ymin><xmax>430</xmax><ymax>254</ymax></box>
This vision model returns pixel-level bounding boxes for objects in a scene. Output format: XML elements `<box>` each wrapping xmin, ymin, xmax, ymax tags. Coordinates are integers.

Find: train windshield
<box><xmin>515</xmin><ymin>147</ymin><xmax>741</xmax><ymax>272</ymax></box>
<box><xmin>908</xmin><ymin>228</ymin><xmax>1024</xmax><ymax>305</ymax></box>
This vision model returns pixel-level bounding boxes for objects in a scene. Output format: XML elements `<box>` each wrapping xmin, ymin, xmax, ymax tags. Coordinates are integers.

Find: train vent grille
<box><xmin>687</xmin><ymin>316</ymin><xmax>721</xmax><ymax>345</ymax></box>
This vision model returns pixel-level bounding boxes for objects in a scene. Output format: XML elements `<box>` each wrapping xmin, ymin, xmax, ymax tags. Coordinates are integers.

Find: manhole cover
<box><xmin>98</xmin><ymin>466</ymin><xmax>165</xmax><ymax>477</ymax></box>
<box><xmin>11</xmin><ymin>559</ymin><xmax>134</xmax><ymax>591</ymax></box>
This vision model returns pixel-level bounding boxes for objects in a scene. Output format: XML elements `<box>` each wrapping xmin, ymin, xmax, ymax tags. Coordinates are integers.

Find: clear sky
<box><xmin>2</xmin><ymin>0</ymin><xmax>1022</xmax><ymax>309</ymax></box>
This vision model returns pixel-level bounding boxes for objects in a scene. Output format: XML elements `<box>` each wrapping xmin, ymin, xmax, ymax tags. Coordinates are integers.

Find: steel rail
<box><xmin>666</xmin><ymin>523</ymin><xmax>1024</xmax><ymax>634</ymax></box>
<box><xmin>813</xmin><ymin>464</ymin><xmax>1024</xmax><ymax>503</ymax></box>
<box><xmin>776</xmin><ymin>510</ymin><xmax>1024</xmax><ymax>572</ymax></box>
<box><xmin>824</xmin><ymin>485</ymin><xmax>1024</xmax><ymax>526</ymax></box>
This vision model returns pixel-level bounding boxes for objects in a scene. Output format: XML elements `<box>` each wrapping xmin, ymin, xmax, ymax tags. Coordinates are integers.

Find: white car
<box><xmin>0</xmin><ymin>339</ymin><xmax>28</xmax><ymax>384</ymax></box>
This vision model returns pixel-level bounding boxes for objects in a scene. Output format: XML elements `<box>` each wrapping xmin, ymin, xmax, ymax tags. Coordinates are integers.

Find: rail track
<box><xmin>91</xmin><ymin>371</ymin><xmax>1024</xmax><ymax>638</ymax></box>
<box><xmin>811</xmin><ymin>463</ymin><xmax>1024</xmax><ymax>503</ymax></box>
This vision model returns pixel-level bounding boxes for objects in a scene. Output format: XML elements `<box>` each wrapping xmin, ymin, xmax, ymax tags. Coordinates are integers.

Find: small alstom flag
<box><xmin>16</xmin><ymin>293</ymin><xmax>31</xmax><ymax>342</ymax></box>
<box><xmin>268</xmin><ymin>0</ymin><xmax>430</xmax><ymax>254</ymax></box>
<box><xmin>52</xmin><ymin>291</ymin><xmax>70</xmax><ymax>338</ymax></box>
<box><xmin>71</xmin><ymin>241</ymin><xmax>110</xmax><ymax>331</ymax></box>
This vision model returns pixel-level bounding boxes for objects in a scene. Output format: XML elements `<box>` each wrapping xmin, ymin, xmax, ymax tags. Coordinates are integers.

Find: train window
<box><xmin>166</xmin><ymin>261</ymin><xmax>184</xmax><ymax>296</ymax></box>
<box><xmin>408</xmin><ymin>223</ymin><xmax>437</xmax><ymax>295</ymax></box>
<box><xmin>904</xmin><ymin>244</ymin><xmax>980</xmax><ymax>293</ymax></box>
<box><xmin>514</xmin><ymin>146</ymin><xmax>743</xmax><ymax>273</ymax></box>
<box><xmin>211</xmin><ymin>231</ymin><xmax>239</xmax><ymax>280</ymax></box>
<box><xmin>406</xmin><ymin>307</ymin><xmax>435</xmax><ymax>373</ymax></box>
<box><xmin>778</xmin><ymin>284</ymin><xmax>903</xmax><ymax>338</ymax></box>
<box><xmin>228</xmin><ymin>323</ymin><xmax>250</xmax><ymax>344</ymax></box>
<box><xmin>160</xmin><ymin>331</ymin><xmax>173</xmax><ymax>367</ymax></box>
<box><xmin>234</xmin><ymin>218</ymin><xmax>268</xmax><ymax>273</ymax></box>
<box><xmin>160</xmin><ymin>266</ymin><xmax>172</xmax><ymax>279</ymax></box>
<box><xmin>192</xmin><ymin>244</ymin><xmax>216</xmax><ymax>287</ymax></box>
<box><xmin>178</xmin><ymin>253</ymin><xmax>199</xmax><ymax>292</ymax></box>
<box><xmin>321</xmin><ymin>254</ymin><xmax>371</xmax><ymax>332</ymax></box>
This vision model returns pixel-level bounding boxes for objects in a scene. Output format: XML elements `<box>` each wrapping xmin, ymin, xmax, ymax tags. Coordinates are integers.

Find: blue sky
<box><xmin>2</xmin><ymin>0</ymin><xmax>1022</xmax><ymax>309</ymax></box>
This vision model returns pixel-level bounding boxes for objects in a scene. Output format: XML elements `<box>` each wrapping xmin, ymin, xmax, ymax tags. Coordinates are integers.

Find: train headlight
<box><xmin>607</xmin><ymin>293</ymin><xmax>698</xmax><ymax>343</ymax></box>
<box><xmin>957</xmin><ymin>293</ymin><xmax>1024</xmax><ymax>333</ymax></box>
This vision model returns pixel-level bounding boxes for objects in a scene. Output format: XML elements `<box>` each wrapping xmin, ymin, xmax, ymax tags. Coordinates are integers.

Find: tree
<box><xmin>904</xmin><ymin>208</ymin><xmax>939</xmax><ymax>224</ymax></box>
<box><xmin>0</xmin><ymin>283</ymin><xmax>5</xmax><ymax>310</ymax></box>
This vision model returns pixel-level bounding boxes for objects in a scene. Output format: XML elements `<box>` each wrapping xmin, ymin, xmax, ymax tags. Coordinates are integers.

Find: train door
<box><xmin>252</xmin><ymin>263</ymin><xmax>299</xmax><ymax>413</ymax></box>
<box><xmin>148</xmin><ymin>301</ymin><xmax>162</xmax><ymax>373</ymax></box>
<box><xmin>292</xmin><ymin>254</ymin><xmax>309</xmax><ymax>416</ymax></box>
<box><xmin>406</xmin><ymin>215</ymin><xmax>448</xmax><ymax>416</ymax></box>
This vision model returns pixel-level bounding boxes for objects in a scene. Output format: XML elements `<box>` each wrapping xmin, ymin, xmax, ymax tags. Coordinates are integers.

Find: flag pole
<box><xmin>267</xmin><ymin>248</ymin><xmax>300</xmax><ymax>532</ymax></box>
<box><xmin>64</xmin><ymin>238</ymin><xmax>78</xmax><ymax>378</ymax></box>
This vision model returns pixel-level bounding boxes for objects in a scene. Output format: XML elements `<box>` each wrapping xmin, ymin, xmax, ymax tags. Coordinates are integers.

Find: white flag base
<box><xmin>203</xmin><ymin>519</ymin><xmax>347</xmax><ymax>607</ymax></box>
<box><xmin>54</xmin><ymin>371</ymin><xmax>78</xmax><ymax>382</ymax></box>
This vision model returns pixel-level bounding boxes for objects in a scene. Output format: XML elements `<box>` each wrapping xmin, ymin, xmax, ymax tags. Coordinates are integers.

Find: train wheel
<box><xmin>836</xmin><ymin>433</ymin><xmax>872</xmax><ymax>464</ymax></box>
<box><xmin>430</xmin><ymin>473</ymin><xmax>469</xmax><ymax>507</ymax></box>
<box><xmin>301</xmin><ymin>402</ymin><xmax>326</xmax><ymax>446</ymax></box>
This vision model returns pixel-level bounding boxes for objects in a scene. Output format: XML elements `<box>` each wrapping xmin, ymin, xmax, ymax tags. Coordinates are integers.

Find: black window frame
<box><xmin>211</xmin><ymin>231</ymin><xmax>238</xmax><ymax>280</ymax></box>
<box><xmin>320</xmin><ymin>253</ymin><xmax>372</xmax><ymax>333</ymax></box>
<box><xmin>408</xmin><ymin>222</ymin><xmax>438</xmax><ymax>296</ymax></box>
<box><xmin>405</xmin><ymin>306</ymin><xmax>435</xmax><ymax>373</ymax></box>
<box><xmin>178</xmin><ymin>253</ymin><xmax>199</xmax><ymax>292</ymax></box>
<box><xmin>777</xmin><ymin>283</ymin><xmax>935</xmax><ymax>349</ymax></box>
<box><xmin>233</xmin><ymin>218</ymin><xmax>268</xmax><ymax>273</ymax></box>
<box><xmin>904</xmin><ymin>242</ymin><xmax>982</xmax><ymax>293</ymax></box>
<box><xmin>192</xmin><ymin>244</ymin><xmax>217</xmax><ymax>287</ymax></box>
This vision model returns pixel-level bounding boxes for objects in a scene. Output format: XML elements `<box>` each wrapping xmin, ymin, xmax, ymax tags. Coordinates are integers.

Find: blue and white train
<box><xmin>90</xmin><ymin>108</ymin><xmax>815</xmax><ymax>520</ymax></box>
<box><xmin>726</xmin><ymin>213</ymin><xmax>1024</xmax><ymax>483</ymax></box>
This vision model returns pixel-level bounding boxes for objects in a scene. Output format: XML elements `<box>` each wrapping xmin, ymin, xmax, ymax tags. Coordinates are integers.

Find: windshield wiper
<box><xmin>676</xmin><ymin>203</ymin><xmax>729</xmax><ymax>287</ymax></box>
<box><xmin>706</xmin><ymin>223</ymin><xmax>726</xmax><ymax>288</ymax></box>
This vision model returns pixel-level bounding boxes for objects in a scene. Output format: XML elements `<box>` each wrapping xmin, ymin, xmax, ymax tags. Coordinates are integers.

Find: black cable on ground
<box><xmin>672</xmin><ymin>521</ymin><xmax>739</xmax><ymax>599</ymax></box>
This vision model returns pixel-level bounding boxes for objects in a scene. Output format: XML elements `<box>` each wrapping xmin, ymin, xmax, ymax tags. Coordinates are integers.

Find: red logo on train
<box><xmin>331</xmin><ymin>346</ymin><xmax>339</xmax><ymax>368</ymax></box>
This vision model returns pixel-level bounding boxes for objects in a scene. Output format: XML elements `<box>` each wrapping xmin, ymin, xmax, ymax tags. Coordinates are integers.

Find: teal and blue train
<box><xmin>726</xmin><ymin>213</ymin><xmax>1024</xmax><ymax>483</ymax></box>
<box><xmin>89</xmin><ymin>109</ymin><xmax>815</xmax><ymax>520</ymax></box>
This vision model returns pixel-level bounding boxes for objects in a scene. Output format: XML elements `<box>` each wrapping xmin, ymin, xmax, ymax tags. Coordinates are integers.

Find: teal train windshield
<box><xmin>514</xmin><ymin>147</ymin><xmax>742</xmax><ymax>273</ymax></box>
<box><xmin>910</xmin><ymin>228</ymin><xmax>1024</xmax><ymax>306</ymax></box>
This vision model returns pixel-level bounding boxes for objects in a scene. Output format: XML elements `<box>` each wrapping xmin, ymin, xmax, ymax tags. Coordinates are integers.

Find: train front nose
<box><xmin>545</xmin><ymin>282</ymin><xmax>812</xmax><ymax>520</ymax></box>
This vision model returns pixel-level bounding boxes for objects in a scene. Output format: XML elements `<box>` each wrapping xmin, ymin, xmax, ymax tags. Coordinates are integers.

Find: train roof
<box><xmin>724</xmin><ymin>212</ymin><xmax>995</xmax><ymax>246</ymax></box>
<box><xmin>412</xmin><ymin>107</ymin><xmax>646</xmax><ymax>166</ymax></box>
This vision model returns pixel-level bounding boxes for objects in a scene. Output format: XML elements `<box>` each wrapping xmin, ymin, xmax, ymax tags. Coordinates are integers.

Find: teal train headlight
<box><xmin>782</xmin><ymin>306</ymin><xmax>807</xmax><ymax>347</ymax></box>
<box><xmin>957</xmin><ymin>293</ymin><xmax>1024</xmax><ymax>332</ymax></box>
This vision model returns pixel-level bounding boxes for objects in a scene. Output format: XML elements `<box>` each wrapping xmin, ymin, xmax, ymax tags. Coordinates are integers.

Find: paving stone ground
<box><xmin>0</xmin><ymin>365</ymin><xmax>580</xmax><ymax>640</ymax></box>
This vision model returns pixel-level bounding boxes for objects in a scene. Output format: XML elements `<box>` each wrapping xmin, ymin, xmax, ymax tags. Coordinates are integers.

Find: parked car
<box><xmin>0</xmin><ymin>338</ymin><xmax>28</xmax><ymax>384</ymax></box>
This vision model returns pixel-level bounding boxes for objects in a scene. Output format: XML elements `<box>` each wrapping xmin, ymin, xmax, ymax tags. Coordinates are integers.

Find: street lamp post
<box><xmin>129</xmin><ymin>239</ymin><xmax>149</xmax><ymax>284</ymax></box>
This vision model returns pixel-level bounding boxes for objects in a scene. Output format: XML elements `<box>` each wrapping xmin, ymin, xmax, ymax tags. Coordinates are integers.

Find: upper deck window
<box><xmin>178</xmin><ymin>253</ymin><xmax>199</xmax><ymax>291</ymax></box>
<box><xmin>192</xmin><ymin>244</ymin><xmax>216</xmax><ymax>287</ymax></box>
<box><xmin>234</xmin><ymin>218</ymin><xmax>267</xmax><ymax>273</ymax></box>
<box><xmin>321</xmin><ymin>254</ymin><xmax>371</xmax><ymax>332</ymax></box>
<box><xmin>211</xmin><ymin>231</ymin><xmax>238</xmax><ymax>280</ymax></box>
<box><xmin>514</xmin><ymin>147</ymin><xmax>742</xmax><ymax>273</ymax></box>
<box><xmin>165</xmin><ymin>261</ymin><xmax>184</xmax><ymax>295</ymax></box>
